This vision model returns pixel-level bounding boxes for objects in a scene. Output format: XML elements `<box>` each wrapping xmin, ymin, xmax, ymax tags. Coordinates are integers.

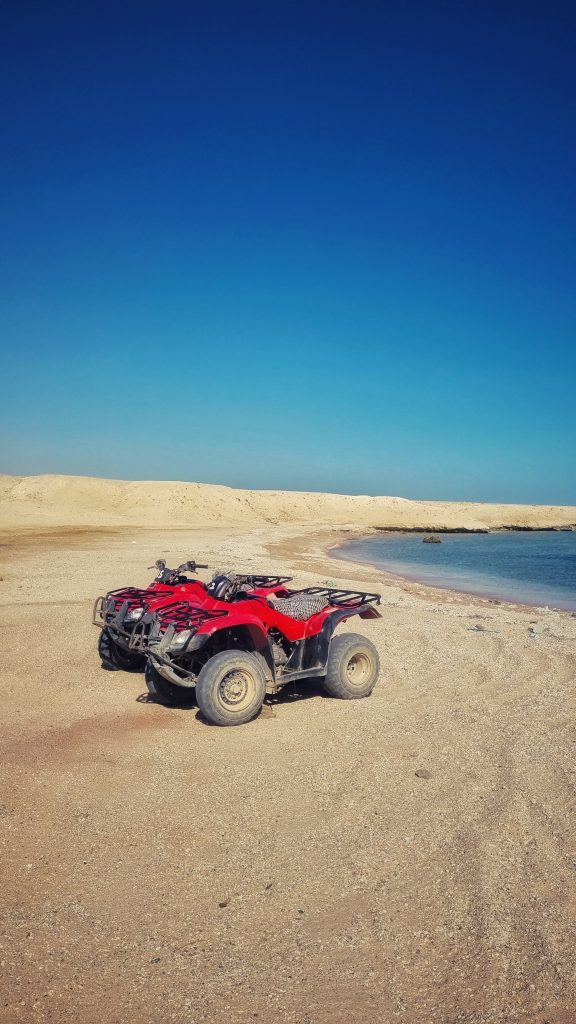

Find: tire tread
<box><xmin>322</xmin><ymin>632</ymin><xmax>380</xmax><ymax>700</ymax></box>
<box><xmin>196</xmin><ymin>650</ymin><xmax>266</xmax><ymax>726</ymax></box>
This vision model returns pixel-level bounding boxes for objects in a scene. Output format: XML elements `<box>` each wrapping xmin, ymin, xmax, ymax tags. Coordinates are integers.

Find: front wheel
<box><xmin>195</xmin><ymin>650</ymin><xmax>266</xmax><ymax>726</ymax></box>
<box><xmin>98</xmin><ymin>629</ymin><xmax>146</xmax><ymax>672</ymax></box>
<box><xmin>322</xmin><ymin>633</ymin><xmax>380</xmax><ymax>699</ymax></box>
<box><xmin>145</xmin><ymin>660</ymin><xmax>196</xmax><ymax>707</ymax></box>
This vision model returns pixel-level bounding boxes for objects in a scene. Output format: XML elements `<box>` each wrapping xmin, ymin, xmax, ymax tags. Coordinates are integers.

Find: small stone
<box><xmin>218</xmin><ymin>900</ymin><xmax>230</xmax><ymax>908</ymax></box>
<box><xmin>415</xmin><ymin>769</ymin><xmax>432</xmax><ymax>779</ymax></box>
<box><xmin>150</xmin><ymin>957</ymin><xmax>161</xmax><ymax>964</ymax></box>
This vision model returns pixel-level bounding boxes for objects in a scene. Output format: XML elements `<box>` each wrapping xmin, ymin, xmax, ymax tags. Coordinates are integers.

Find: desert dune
<box><xmin>1</xmin><ymin>472</ymin><xmax>575</xmax><ymax>531</ymax></box>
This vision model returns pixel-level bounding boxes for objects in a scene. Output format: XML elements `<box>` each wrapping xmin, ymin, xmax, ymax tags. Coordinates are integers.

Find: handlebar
<box><xmin>178</xmin><ymin>560</ymin><xmax>209</xmax><ymax>573</ymax></box>
<box><xmin>147</xmin><ymin>558</ymin><xmax>209</xmax><ymax>581</ymax></box>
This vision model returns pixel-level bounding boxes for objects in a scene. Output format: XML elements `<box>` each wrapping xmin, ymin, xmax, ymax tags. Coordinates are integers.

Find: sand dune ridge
<box><xmin>1</xmin><ymin>473</ymin><xmax>575</xmax><ymax>531</ymax></box>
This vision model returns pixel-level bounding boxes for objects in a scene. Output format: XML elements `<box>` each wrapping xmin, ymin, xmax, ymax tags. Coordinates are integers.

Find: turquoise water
<box><xmin>333</xmin><ymin>531</ymin><xmax>576</xmax><ymax>610</ymax></box>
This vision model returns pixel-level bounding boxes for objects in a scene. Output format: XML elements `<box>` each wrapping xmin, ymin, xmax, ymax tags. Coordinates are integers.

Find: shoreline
<box><xmin>264</xmin><ymin>526</ymin><xmax>539</xmax><ymax>615</ymax></box>
<box><xmin>329</xmin><ymin>530</ymin><xmax>576</xmax><ymax>615</ymax></box>
<box><xmin>371</xmin><ymin>524</ymin><xmax>576</xmax><ymax>533</ymax></box>
<box><xmin>2</xmin><ymin>520</ymin><xmax>574</xmax><ymax>617</ymax></box>
<box><xmin>265</xmin><ymin>525</ymin><xmax>576</xmax><ymax>618</ymax></box>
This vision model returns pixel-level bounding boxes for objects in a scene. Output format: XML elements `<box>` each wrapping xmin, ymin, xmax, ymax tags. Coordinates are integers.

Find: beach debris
<box><xmin>528</xmin><ymin>623</ymin><xmax>545</xmax><ymax>637</ymax></box>
<box><xmin>422</xmin><ymin>535</ymin><xmax>442</xmax><ymax>544</ymax></box>
<box><xmin>415</xmin><ymin>769</ymin><xmax>432</xmax><ymax>779</ymax></box>
<box><xmin>468</xmin><ymin>624</ymin><xmax>500</xmax><ymax>633</ymax></box>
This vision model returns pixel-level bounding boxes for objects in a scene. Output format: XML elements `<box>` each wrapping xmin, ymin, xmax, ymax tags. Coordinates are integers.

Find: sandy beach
<box><xmin>1</xmin><ymin>478</ymin><xmax>576</xmax><ymax>1023</ymax></box>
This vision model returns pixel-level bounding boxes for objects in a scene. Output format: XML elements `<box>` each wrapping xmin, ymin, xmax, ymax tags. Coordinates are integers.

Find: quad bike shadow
<box><xmin>137</xmin><ymin>676</ymin><xmax>330</xmax><ymax>722</ymax></box>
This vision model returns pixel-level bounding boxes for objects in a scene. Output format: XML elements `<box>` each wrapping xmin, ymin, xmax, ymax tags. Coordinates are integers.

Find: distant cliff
<box><xmin>1</xmin><ymin>474</ymin><xmax>575</xmax><ymax>533</ymax></box>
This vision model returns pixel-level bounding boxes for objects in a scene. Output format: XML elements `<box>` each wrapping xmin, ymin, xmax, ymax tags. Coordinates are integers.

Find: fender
<box><xmin>279</xmin><ymin>602</ymin><xmax>381</xmax><ymax>682</ymax></box>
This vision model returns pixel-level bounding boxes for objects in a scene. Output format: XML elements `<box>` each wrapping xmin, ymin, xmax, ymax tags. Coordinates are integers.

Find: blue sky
<box><xmin>1</xmin><ymin>1</ymin><xmax>575</xmax><ymax>503</ymax></box>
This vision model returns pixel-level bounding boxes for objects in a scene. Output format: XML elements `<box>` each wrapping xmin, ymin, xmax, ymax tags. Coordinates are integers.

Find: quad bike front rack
<box><xmin>130</xmin><ymin>601</ymin><xmax>229</xmax><ymax>654</ymax></box>
<box><xmin>92</xmin><ymin>586</ymin><xmax>176</xmax><ymax>646</ymax></box>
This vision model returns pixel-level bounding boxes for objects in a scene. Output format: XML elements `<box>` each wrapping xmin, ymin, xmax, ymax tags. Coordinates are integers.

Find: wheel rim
<box><xmin>345</xmin><ymin>651</ymin><xmax>372</xmax><ymax>688</ymax></box>
<box><xmin>218</xmin><ymin>669</ymin><xmax>256</xmax><ymax>713</ymax></box>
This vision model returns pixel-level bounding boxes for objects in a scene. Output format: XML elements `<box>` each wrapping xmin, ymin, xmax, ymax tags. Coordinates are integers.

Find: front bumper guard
<box><xmin>146</xmin><ymin>630</ymin><xmax>210</xmax><ymax>687</ymax></box>
<box><xmin>92</xmin><ymin>595</ymin><xmax>139</xmax><ymax>650</ymax></box>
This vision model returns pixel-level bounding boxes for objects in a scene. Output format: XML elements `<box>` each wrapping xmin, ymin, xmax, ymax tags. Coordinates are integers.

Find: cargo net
<box><xmin>268</xmin><ymin>593</ymin><xmax>329</xmax><ymax>620</ymax></box>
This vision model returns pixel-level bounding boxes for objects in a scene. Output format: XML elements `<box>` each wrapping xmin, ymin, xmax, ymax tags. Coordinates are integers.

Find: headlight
<box><xmin>170</xmin><ymin>629</ymin><xmax>192</xmax><ymax>649</ymax></box>
<box><xmin>125</xmin><ymin>607</ymin><xmax>144</xmax><ymax>622</ymax></box>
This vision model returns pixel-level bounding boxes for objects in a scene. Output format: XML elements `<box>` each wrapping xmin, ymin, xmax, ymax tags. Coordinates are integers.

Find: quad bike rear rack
<box><xmin>290</xmin><ymin>587</ymin><xmax>381</xmax><ymax>608</ymax></box>
<box><xmin>242</xmin><ymin>575</ymin><xmax>293</xmax><ymax>588</ymax></box>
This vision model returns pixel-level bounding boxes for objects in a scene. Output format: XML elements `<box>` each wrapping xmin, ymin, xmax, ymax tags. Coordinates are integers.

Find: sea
<box><xmin>332</xmin><ymin>530</ymin><xmax>576</xmax><ymax>611</ymax></box>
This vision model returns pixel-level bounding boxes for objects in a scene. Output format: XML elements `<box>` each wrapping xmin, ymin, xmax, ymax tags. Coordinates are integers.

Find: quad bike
<box><xmin>132</xmin><ymin>576</ymin><xmax>382</xmax><ymax>726</ymax></box>
<box><xmin>92</xmin><ymin>559</ymin><xmax>293</xmax><ymax>672</ymax></box>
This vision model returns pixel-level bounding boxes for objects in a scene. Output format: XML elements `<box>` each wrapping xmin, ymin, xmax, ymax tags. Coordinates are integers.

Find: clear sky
<box><xmin>1</xmin><ymin>1</ymin><xmax>575</xmax><ymax>503</ymax></box>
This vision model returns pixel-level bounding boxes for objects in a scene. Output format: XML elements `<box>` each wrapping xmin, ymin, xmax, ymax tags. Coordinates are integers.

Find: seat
<box><xmin>268</xmin><ymin>594</ymin><xmax>328</xmax><ymax>621</ymax></box>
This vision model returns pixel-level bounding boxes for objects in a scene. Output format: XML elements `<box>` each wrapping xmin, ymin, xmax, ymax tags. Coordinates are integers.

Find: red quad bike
<box><xmin>135</xmin><ymin>575</ymin><xmax>382</xmax><ymax>726</ymax></box>
<box><xmin>92</xmin><ymin>560</ymin><xmax>293</xmax><ymax>673</ymax></box>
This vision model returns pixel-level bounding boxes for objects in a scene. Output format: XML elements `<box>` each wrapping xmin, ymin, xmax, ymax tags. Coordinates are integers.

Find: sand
<box><xmin>1</xmin><ymin>477</ymin><xmax>576</xmax><ymax>1023</ymax></box>
<box><xmin>1</xmin><ymin>473</ymin><xmax>575</xmax><ymax>532</ymax></box>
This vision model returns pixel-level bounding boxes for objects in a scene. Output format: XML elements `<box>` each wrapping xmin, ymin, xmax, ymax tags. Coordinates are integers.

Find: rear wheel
<box><xmin>322</xmin><ymin>633</ymin><xmax>380</xmax><ymax>699</ymax></box>
<box><xmin>195</xmin><ymin>650</ymin><xmax>266</xmax><ymax>726</ymax></box>
<box><xmin>98</xmin><ymin>629</ymin><xmax>146</xmax><ymax>672</ymax></box>
<box><xmin>144</xmin><ymin>660</ymin><xmax>196</xmax><ymax>707</ymax></box>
